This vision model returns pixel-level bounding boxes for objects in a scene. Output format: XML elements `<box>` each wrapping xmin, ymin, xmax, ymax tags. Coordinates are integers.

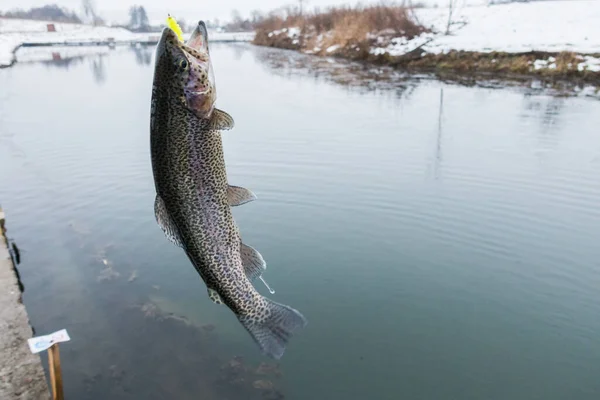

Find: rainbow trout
<box><xmin>150</xmin><ymin>21</ymin><xmax>307</xmax><ymax>359</ymax></box>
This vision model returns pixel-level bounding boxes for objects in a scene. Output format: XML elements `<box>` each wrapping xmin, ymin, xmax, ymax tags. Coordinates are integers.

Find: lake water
<box><xmin>1</xmin><ymin>43</ymin><xmax>600</xmax><ymax>400</ymax></box>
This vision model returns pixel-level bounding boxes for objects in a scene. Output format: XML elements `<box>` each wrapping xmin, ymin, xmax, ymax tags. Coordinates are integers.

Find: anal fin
<box><xmin>241</xmin><ymin>243</ymin><xmax>275</xmax><ymax>294</ymax></box>
<box><xmin>154</xmin><ymin>195</ymin><xmax>183</xmax><ymax>247</ymax></box>
<box><xmin>241</xmin><ymin>243</ymin><xmax>266</xmax><ymax>281</ymax></box>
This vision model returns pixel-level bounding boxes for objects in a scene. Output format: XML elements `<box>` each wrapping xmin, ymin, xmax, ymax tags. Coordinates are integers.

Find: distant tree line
<box><xmin>0</xmin><ymin>2</ymin><xmax>262</xmax><ymax>33</ymax></box>
<box><xmin>81</xmin><ymin>0</ymin><xmax>104</xmax><ymax>26</ymax></box>
<box><xmin>0</xmin><ymin>2</ymin><xmax>157</xmax><ymax>32</ymax></box>
<box><xmin>0</xmin><ymin>4</ymin><xmax>82</xmax><ymax>23</ymax></box>
<box><xmin>222</xmin><ymin>9</ymin><xmax>267</xmax><ymax>32</ymax></box>
<box><xmin>127</xmin><ymin>5</ymin><xmax>151</xmax><ymax>32</ymax></box>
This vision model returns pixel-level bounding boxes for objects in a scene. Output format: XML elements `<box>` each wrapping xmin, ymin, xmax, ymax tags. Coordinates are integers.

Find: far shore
<box><xmin>0</xmin><ymin>17</ymin><xmax>254</xmax><ymax>68</ymax></box>
<box><xmin>251</xmin><ymin>1</ymin><xmax>600</xmax><ymax>87</ymax></box>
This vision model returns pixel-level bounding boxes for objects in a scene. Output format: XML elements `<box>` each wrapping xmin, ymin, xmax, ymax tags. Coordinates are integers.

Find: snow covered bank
<box><xmin>376</xmin><ymin>0</ymin><xmax>600</xmax><ymax>55</ymax></box>
<box><xmin>0</xmin><ymin>18</ymin><xmax>254</xmax><ymax>67</ymax></box>
<box><xmin>256</xmin><ymin>0</ymin><xmax>600</xmax><ymax>80</ymax></box>
<box><xmin>0</xmin><ymin>19</ymin><xmax>137</xmax><ymax>66</ymax></box>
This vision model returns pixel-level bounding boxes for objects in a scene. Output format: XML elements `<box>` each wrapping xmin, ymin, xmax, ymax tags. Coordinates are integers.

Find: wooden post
<box><xmin>47</xmin><ymin>344</ymin><xmax>64</xmax><ymax>400</ymax></box>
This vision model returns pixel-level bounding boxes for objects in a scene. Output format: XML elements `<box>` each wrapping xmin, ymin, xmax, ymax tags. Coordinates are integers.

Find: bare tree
<box><xmin>128</xmin><ymin>5</ymin><xmax>150</xmax><ymax>32</ymax></box>
<box><xmin>226</xmin><ymin>9</ymin><xmax>253</xmax><ymax>32</ymax></box>
<box><xmin>445</xmin><ymin>0</ymin><xmax>460</xmax><ymax>35</ymax></box>
<box><xmin>82</xmin><ymin>0</ymin><xmax>98</xmax><ymax>25</ymax></box>
<box><xmin>231</xmin><ymin>9</ymin><xmax>242</xmax><ymax>24</ymax></box>
<box><xmin>298</xmin><ymin>0</ymin><xmax>307</xmax><ymax>16</ymax></box>
<box><xmin>250</xmin><ymin>9</ymin><xmax>264</xmax><ymax>25</ymax></box>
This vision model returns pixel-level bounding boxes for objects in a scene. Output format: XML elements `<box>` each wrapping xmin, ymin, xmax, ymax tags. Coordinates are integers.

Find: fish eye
<box><xmin>179</xmin><ymin>59</ymin><xmax>188</xmax><ymax>70</ymax></box>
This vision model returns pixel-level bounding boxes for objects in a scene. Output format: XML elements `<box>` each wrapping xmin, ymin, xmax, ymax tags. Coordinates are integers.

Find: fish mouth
<box><xmin>186</xmin><ymin>20</ymin><xmax>209</xmax><ymax>52</ymax></box>
<box><xmin>187</xmin><ymin>89</ymin><xmax>209</xmax><ymax>95</ymax></box>
<box><xmin>184</xmin><ymin>83</ymin><xmax>211</xmax><ymax>99</ymax></box>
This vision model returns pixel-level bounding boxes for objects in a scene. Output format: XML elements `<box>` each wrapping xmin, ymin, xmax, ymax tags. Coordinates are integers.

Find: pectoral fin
<box><xmin>227</xmin><ymin>185</ymin><xmax>257</xmax><ymax>207</ymax></box>
<box><xmin>154</xmin><ymin>195</ymin><xmax>183</xmax><ymax>247</ymax></box>
<box><xmin>209</xmin><ymin>108</ymin><xmax>234</xmax><ymax>131</ymax></box>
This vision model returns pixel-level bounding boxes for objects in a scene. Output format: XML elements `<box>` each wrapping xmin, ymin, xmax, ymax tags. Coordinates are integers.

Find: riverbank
<box><xmin>253</xmin><ymin>1</ymin><xmax>600</xmax><ymax>85</ymax></box>
<box><xmin>0</xmin><ymin>18</ymin><xmax>254</xmax><ymax>68</ymax></box>
<box><xmin>0</xmin><ymin>207</ymin><xmax>50</xmax><ymax>399</ymax></box>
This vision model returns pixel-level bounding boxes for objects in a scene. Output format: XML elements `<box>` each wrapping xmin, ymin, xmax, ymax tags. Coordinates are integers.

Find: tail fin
<box><xmin>238</xmin><ymin>298</ymin><xmax>307</xmax><ymax>360</ymax></box>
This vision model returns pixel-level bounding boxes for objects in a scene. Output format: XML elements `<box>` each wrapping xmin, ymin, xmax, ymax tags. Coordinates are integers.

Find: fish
<box><xmin>149</xmin><ymin>20</ymin><xmax>307</xmax><ymax>359</ymax></box>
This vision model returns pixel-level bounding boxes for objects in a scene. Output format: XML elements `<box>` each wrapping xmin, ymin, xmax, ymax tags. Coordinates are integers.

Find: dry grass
<box><xmin>386</xmin><ymin>50</ymin><xmax>600</xmax><ymax>82</ymax></box>
<box><xmin>253</xmin><ymin>5</ymin><xmax>599</xmax><ymax>83</ymax></box>
<box><xmin>254</xmin><ymin>3</ymin><xmax>427</xmax><ymax>51</ymax></box>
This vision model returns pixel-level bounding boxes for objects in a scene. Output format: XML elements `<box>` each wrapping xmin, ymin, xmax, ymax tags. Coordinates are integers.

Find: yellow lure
<box><xmin>166</xmin><ymin>14</ymin><xmax>184</xmax><ymax>42</ymax></box>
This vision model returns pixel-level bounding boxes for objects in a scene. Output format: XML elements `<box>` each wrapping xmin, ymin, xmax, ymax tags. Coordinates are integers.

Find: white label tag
<box><xmin>28</xmin><ymin>329</ymin><xmax>71</xmax><ymax>354</ymax></box>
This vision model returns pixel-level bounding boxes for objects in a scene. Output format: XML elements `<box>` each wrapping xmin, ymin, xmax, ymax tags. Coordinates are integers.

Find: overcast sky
<box><xmin>1</xmin><ymin>0</ymin><xmax>446</xmax><ymax>24</ymax></box>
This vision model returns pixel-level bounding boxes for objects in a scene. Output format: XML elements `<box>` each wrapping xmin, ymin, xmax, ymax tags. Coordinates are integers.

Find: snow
<box><xmin>533</xmin><ymin>59</ymin><xmax>551</xmax><ymax>70</ymax></box>
<box><xmin>0</xmin><ymin>17</ymin><xmax>254</xmax><ymax>67</ymax></box>
<box><xmin>3</xmin><ymin>0</ymin><xmax>600</xmax><ymax>72</ymax></box>
<box><xmin>578</xmin><ymin>56</ymin><xmax>600</xmax><ymax>72</ymax></box>
<box><xmin>268</xmin><ymin>27</ymin><xmax>300</xmax><ymax>39</ymax></box>
<box><xmin>0</xmin><ymin>21</ymin><xmax>139</xmax><ymax>67</ymax></box>
<box><xmin>287</xmin><ymin>27</ymin><xmax>301</xmax><ymax>38</ymax></box>
<box><xmin>530</xmin><ymin>54</ymin><xmax>600</xmax><ymax>72</ymax></box>
<box><xmin>0</xmin><ymin>35</ymin><xmax>20</xmax><ymax>66</ymax></box>
<box><xmin>371</xmin><ymin>0</ymin><xmax>600</xmax><ymax>56</ymax></box>
<box><xmin>371</xmin><ymin>33</ymin><xmax>436</xmax><ymax>56</ymax></box>
<box><xmin>326</xmin><ymin>45</ymin><xmax>341</xmax><ymax>53</ymax></box>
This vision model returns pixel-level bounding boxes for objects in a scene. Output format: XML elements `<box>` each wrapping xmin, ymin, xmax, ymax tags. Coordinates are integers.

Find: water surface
<box><xmin>1</xmin><ymin>44</ymin><xmax>600</xmax><ymax>400</ymax></box>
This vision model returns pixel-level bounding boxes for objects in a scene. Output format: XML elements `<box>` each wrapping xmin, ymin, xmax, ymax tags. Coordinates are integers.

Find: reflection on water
<box><xmin>58</xmin><ymin>223</ymin><xmax>285</xmax><ymax>400</ymax></box>
<box><xmin>252</xmin><ymin>44</ymin><xmax>420</xmax><ymax>99</ymax></box>
<box><xmin>433</xmin><ymin>88</ymin><xmax>444</xmax><ymax>181</ymax></box>
<box><xmin>132</xmin><ymin>45</ymin><xmax>153</xmax><ymax>66</ymax></box>
<box><xmin>15</xmin><ymin>44</ymin><xmax>155</xmax><ymax>75</ymax></box>
<box><xmin>521</xmin><ymin>94</ymin><xmax>566</xmax><ymax>132</ymax></box>
<box><xmin>91</xmin><ymin>57</ymin><xmax>106</xmax><ymax>84</ymax></box>
<box><xmin>1</xmin><ymin>44</ymin><xmax>600</xmax><ymax>400</ymax></box>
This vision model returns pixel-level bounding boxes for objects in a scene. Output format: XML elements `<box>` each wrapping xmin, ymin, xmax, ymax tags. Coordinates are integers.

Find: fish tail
<box><xmin>238</xmin><ymin>298</ymin><xmax>307</xmax><ymax>360</ymax></box>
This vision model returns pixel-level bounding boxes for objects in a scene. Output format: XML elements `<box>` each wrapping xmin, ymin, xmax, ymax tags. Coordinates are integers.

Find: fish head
<box><xmin>155</xmin><ymin>21</ymin><xmax>216</xmax><ymax>119</ymax></box>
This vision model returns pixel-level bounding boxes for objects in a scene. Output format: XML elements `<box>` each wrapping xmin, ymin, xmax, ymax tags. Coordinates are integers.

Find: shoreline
<box><xmin>0</xmin><ymin>17</ymin><xmax>254</xmax><ymax>68</ymax></box>
<box><xmin>253</xmin><ymin>35</ymin><xmax>600</xmax><ymax>87</ymax></box>
<box><xmin>0</xmin><ymin>207</ymin><xmax>50</xmax><ymax>400</ymax></box>
<box><xmin>0</xmin><ymin>34</ymin><xmax>255</xmax><ymax>69</ymax></box>
<box><xmin>252</xmin><ymin>1</ymin><xmax>600</xmax><ymax>88</ymax></box>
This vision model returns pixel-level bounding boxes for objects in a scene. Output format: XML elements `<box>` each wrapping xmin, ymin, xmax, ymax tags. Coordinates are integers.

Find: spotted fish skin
<box><xmin>150</xmin><ymin>21</ymin><xmax>306</xmax><ymax>359</ymax></box>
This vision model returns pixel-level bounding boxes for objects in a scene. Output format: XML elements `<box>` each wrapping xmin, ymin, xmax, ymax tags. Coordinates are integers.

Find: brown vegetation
<box><xmin>254</xmin><ymin>4</ymin><xmax>428</xmax><ymax>54</ymax></box>
<box><xmin>388</xmin><ymin>51</ymin><xmax>600</xmax><ymax>83</ymax></box>
<box><xmin>253</xmin><ymin>4</ymin><xmax>600</xmax><ymax>83</ymax></box>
